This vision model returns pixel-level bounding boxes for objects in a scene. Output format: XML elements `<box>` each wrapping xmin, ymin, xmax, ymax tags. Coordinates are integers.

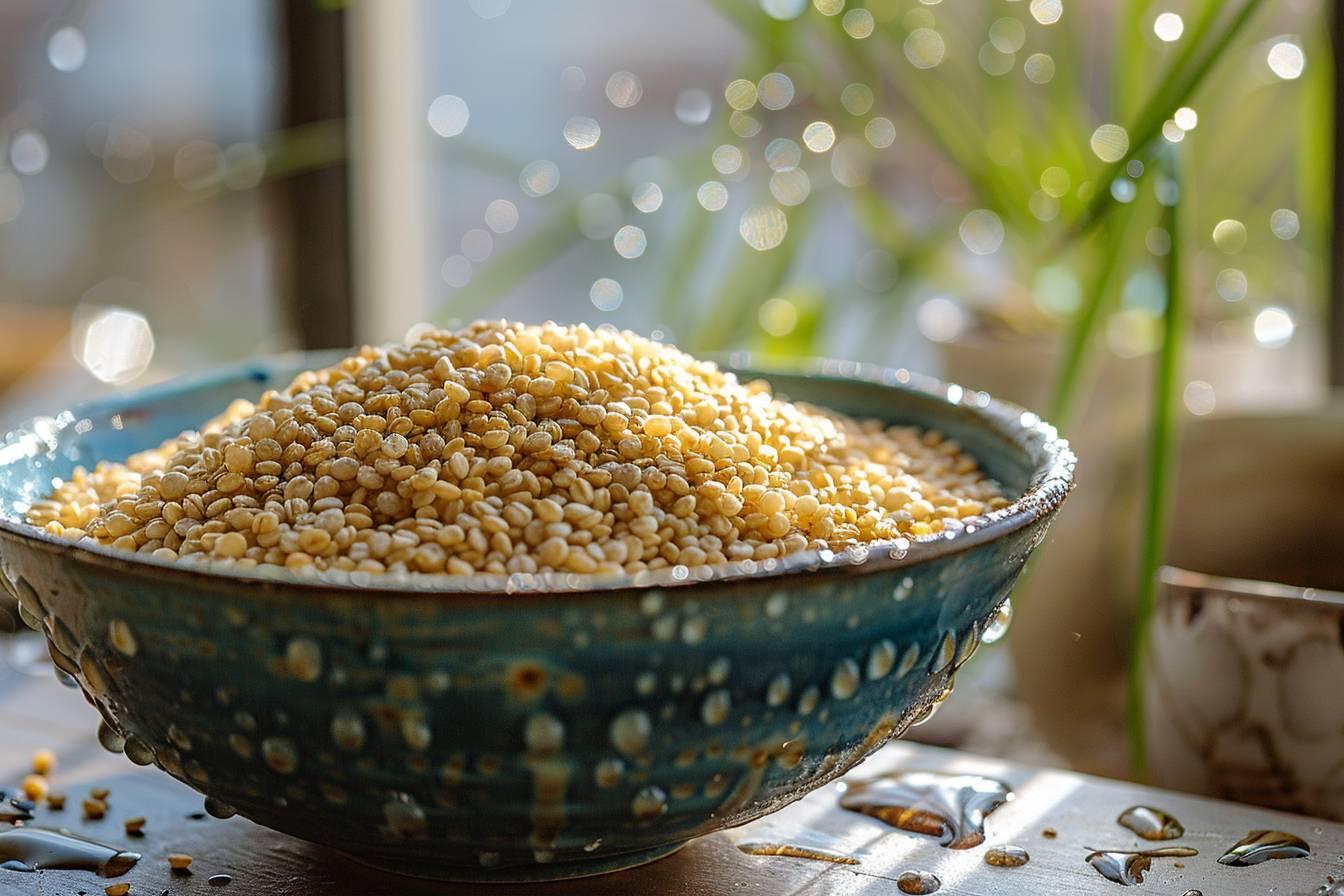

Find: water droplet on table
<box><xmin>984</xmin><ymin>844</ymin><xmax>1030</xmax><ymax>867</ymax></box>
<box><xmin>1117</xmin><ymin>806</ymin><xmax>1185</xmax><ymax>840</ymax></box>
<box><xmin>896</xmin><ymin>870</ymin><xmax>941</xmax><ymax>894</ymax></box>
<box><xmin>1085</xmin><ymin>847</ymin><xmax>1198</xmax><ymax>885</ymax></box>
<box><xmin>1217</xmin><ymin>830</ymin><xmax>1310</xmax><ymax>866</ymax></box>
<box><xmin>838</xmin><ymin>770</ymin><xmax>1012</xmax><ymax>849</ymax></box>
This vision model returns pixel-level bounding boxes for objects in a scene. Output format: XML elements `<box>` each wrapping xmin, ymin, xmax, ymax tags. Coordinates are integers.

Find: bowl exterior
<box><xmin>0</xmin><ymin>519</ymin><xmax>1040</xmax><ymax>880</ymax></box>
<box><xmin>0</xmin><ymin>353</ymin><xmax>1072</xmax><ymax>880</ymax></box>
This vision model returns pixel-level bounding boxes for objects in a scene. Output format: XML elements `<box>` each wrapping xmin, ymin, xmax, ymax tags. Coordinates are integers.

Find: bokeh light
<box><xmin>1252</xmin><ymin>306</ymin><xmax>1294</xmax><ymax>346</ymax></box>
<box><xmin>765</xmin><ymin>138</ymin><xmax>802</xmax><ymax>172</ymax></box>
<box><xmin>47</xmin><ymin>26</ymin><xmax>87</xmax><ymax>73</ymax></box>
<box><xmin>563</xmin><ymin>116</ymin><xmax>601</xmax><ymax>150</ymax></box>
<box><xmin>865</xmin><ymin>117</ymin><xmax>896</xmax><ymax>148</ymax></box>
<box><xmin>1153</xmin><ymin>12</ymin><xmax>1183</xmax><ymax>42</ymax></box>
<box><xmin>917</xmin><ymin>297</ymin><xmax>966</xmax><ymax>342</ymax></box>
<box><xmin>484</xmin><ymin>199</ymin><xmax>519</xmax><ymax>234</ymax></box>
<box><xmin>1182</xmin><ymin>380</ymin><xmax>1216</xmax><ymax>415</ymax></box>
<box><xmin>427</xmin><ymin>95</ymin><xmax>470</xmax><ymax>138</ymax></box>
<box><xmin>590</xmin><ymin>277</ymin><xmax>623</xmax><ymax>311</ymax></box>
<box><xmin>841</xmin><ymin>83</ymin><xmax>874</xmax><ymax>115</ymax></box>
<box><xmin>759</xmin><ymin>297</ymin><xmax>799</xmax><ymax>336</ymax></box>
<box><xmin>978</xmin><ymin>44</ymin><xmax>1016</xmax><ymax>77</ymax></box>
<box><xmin>739</xmin><ymin>205</ymin><xmax>789</xmax><ymax>250</ymax></box>
<box><xmin>1216</xmin><ymin>268</ymin><xmax>1248</xmax><ymax>302</ymax></box>
<box><xmin>675</xmin><ymin>89</ymin><xmax>711</xmax><ymax>125</ymax></box>
<box><xmin>1040</xmin><ymin>166</ymin><xmax>1070</xmax><ymax>197</ymax></box>
<box><xmin>1029</xmin><ymin>191</ymin><xmax>1059</xmax><ymax>222</ymax></box>
<box><xmin>989</xmin><ymin>18</ymin><xmax>1026</xmax><ymax>53</ymax></box>
<box><xmin>830</xmin><ymin>138</ymin><xmax>870</xmax><ymax>188</ymax></box>
<box><xmin>769</xmin><ymin>169</ymin><xmax>811</xmax><ymax>206</ymax></box>
<box><xmin>905</xmin><ymin>28</ymin><xmax>946</xmax><ymax>68</ymax></box>
<box><xmin>613</xmin><ymin>225</ymin><xmax>647</xmax><ymax>259</ymax></box>
<box><xmin>1270</xmin><ymin>208</ymin><xmax>1300</xmax><ymax>240</ymax></box>
<box><xmin>712</xmin><ymin>144</ymin><xmax>744</xmax><ymax>175</ymax></box>
<box><xmin>1212</xmin><ymin>218</ymin><xmax>1247</xmax><ymax>253</ymax></box>
<box><xmin>1267</xmin><ymin>41</ymin><xmax>1305</xmax><ymax>80</ymax></box>
<box><xmin>605</xmin><ymin>71</ymin><xmax>643</xmax><ymax>108</ymax></box>
<box><xmin>519</xmin><ymin>160</ymin><xmax>560</xmax><ymax>197</ymax></box>
<box><xmin>9</xmin><ymin>130</ymin><xmax>49</xmax><ymax>175</ymax></box>
<box><xmin>959</xmin><ymin>209</ymin><xmax>1005</xmax><ymax>255</ymax></box>
<box><xmin>79</xmin><ymin>308</ymin><xmax>155</xmax><ymax>384</ymax></box>
<box><xmin>725</xmin><ymin>79</ymin><xmax>758</xmax><ymax>111</ymax></box>
<box><xmin>761</xmin><ymin>0</ymin><xmax>808</xmax><ymax>20</ymax></box>
<box><xmin>757</xmin><ymin>72</ymin><xmax>795</xmax><ymax>110</ymax></box>
<box><xmin>697</xmin><ymin>181</ymin><xmax>728</xmax><ymax>211</ymax></box>
<box><xmin>631</xmin><ymin>182</ymin><xmax>664</xmax><ymax>213</ymax></box>
<box><xmin>461</xmin><ymin>228</ymin><xmax>493</xmax><ymax>262</ymax></box>
<box><xmin>842</xmin><ymin>8</ymin><xmax>875</xmax><ymax>38</ymax></box>
<box><xmin>1024</xmin><ymin>53</ymin><xmax>1056</xmax><ymax>83</ymax></box>
<box><xmin>441</xmin><ymin>256</ymin><xmax>472</xmax><ymax>288</ymax></box>
<box><xmin>802</xmin><ymin>121</ymin><xmax>836</xmax><ymax>152</ymax></box>
<box><xmin>1089</xmin><ymin>123</ymin><xmax>1129</xmax><ymax>162</ymax></box>
<box><xmin>1030</xmin><ymin>0</ymin><xmax>1063</xmax><ymax>25</ymax></box>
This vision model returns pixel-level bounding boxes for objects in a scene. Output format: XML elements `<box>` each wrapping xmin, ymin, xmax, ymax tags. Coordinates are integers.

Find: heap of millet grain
<box><xmin>28</xmin><ymin>321</ymin><xmax>1009</xmax><ymax>577</ymax></box>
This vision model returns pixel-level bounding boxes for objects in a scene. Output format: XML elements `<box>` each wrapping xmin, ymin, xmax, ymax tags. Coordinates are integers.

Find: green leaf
<box><xmin>1126</xmin><ymin>147</ymin><xmax>1186</xmax><ymax>779</ymax></box>
<box><xmin>1048</xmin><ymin>196</ymin><xmax>1142</xmax><ymax>425</ymax></box>
<box><xmin>1061</xmin><ymin>0</ymin><xmax>1265</xmax><ymax>248</ymax></box>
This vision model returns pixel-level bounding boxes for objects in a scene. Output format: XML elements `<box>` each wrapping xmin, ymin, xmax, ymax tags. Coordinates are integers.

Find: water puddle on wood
<box><xmin>0</xmin><ymin>827</ymin><xmax>140</xmax><ymax>876</ymax></box>
<box><xmin>838</xmin><ymin>771</ymin><xmax>1012</xmax><ymax>849</ymax></box>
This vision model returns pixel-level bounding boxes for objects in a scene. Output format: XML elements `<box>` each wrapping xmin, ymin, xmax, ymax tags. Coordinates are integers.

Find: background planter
<box><xmin>937</xmin><ymin>331</ymin><xmax>1326</xmax><ymax>776</ymax></box>
<box><xmin>1138</xmin><ymin>406</ymin><xmax>1344</xmax><ymax>813</ymax></box>
<box><xmin>1145</xmin><ymin>567</ymin><xmax>1344</xmax><ymax>818</ymax></box>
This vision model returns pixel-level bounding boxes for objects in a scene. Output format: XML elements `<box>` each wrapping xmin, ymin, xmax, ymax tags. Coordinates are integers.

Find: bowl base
<box><xmin>343</xmin><ymin>839</ymin><xmax>687</xmax><ymax>883</ymax></box>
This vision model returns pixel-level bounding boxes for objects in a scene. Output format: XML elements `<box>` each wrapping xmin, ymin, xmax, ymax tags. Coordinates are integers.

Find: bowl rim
<box><xmin>0</xmin><ymin>352</ymin><xmax>1076</xmax><ymax>599</ymax></box>
<box><xmin>1159</xmin><ymin>565</ymin><xmax>1344</xmax><ymax>608</ymax></box>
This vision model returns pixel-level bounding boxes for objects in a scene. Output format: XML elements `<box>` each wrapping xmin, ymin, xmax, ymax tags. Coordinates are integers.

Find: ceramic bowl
<box><xmin>0</xmin><ymin>353</ymin><xmax>1073</xmax><ymax>881</ymax></box>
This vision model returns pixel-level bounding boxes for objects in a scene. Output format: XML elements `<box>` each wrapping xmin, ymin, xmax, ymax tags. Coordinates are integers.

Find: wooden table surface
<box><xmin>2</xmin><ymin>634</ymin><xmax>1341</xmax><ymax>896</ymax></box>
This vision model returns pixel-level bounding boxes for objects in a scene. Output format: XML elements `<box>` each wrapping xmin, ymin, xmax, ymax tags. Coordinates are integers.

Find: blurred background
<box><xmin>0</xmin><ymin>0</ymin><xmax>1338</xmax><ymax>786</ymax></box>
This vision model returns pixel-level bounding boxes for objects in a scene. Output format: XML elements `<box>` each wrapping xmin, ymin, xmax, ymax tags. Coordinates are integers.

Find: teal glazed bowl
<box><xmin>0</xmin><ymin>353</ymin><xmax>1073</xmax><ymax>881</ymax></box>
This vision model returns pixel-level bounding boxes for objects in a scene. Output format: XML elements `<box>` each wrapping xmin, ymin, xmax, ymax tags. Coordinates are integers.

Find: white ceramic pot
<box><xmin>1139</xmin><ymin>406</ymin><xmax>1344</xmax><ymax>813</ymax></box>
<box><xmin>1145</xmin><ymin>567</ymin><xmax>1344</xmax><ymax>819</ymax></box>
